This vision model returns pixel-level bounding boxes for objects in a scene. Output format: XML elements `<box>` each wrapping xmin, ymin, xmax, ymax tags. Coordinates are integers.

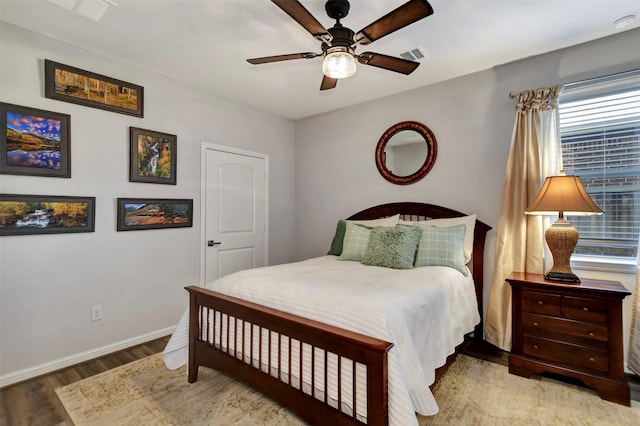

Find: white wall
<box><xmin>294</xmin><ymin>29</ymin><xmax>640</xmax><ymax>356</ymax></box>
<box><xmin>0</xmin><ymin>24</ymin><xmax>296</xmax><ymax>383</ymax></box>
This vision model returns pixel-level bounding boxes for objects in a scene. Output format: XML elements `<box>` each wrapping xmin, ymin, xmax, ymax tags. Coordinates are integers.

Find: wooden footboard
<box><xmin>186</xmin><ymin>285</ymin><xmax>394</xmax><ymax>426</ymax></box>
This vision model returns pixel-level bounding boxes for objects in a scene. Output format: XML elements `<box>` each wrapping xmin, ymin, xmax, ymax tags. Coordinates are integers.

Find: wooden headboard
<box><xmin>347</xmin><ymin>202</ymin><xmax>491</xmax><ymax>340</ymax></box>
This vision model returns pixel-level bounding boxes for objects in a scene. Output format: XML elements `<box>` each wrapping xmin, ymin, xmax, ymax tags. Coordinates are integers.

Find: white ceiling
<box><xmin>1</xmin><ymin>0</ymin><xmax>639</xmax><ymax>120</ymax></box>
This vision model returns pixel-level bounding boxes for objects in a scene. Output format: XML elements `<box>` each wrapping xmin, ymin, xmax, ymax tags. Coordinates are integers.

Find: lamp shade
<box><xmin>525</xmin><ymin>175</ymin><xmax>603</xmax><ymax>216</ymax></box>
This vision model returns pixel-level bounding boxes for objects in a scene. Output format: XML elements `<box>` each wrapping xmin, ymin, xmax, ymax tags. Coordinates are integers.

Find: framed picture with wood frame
<box><xmin>0</xmin><ymin>194</ymin><xmax>95</xmax><ymax>236</ymax></box>
<box><xmin>129</xmin><ymin>127</ymin><xmax>177</xmax><ymax>185</ymax></box>
<box><xmin>117</xmin><ymin>198</ymin><xmax>193</xmax><ymax>231</ymax></box>
<box><xmin>44</xmin><ymin>59</ymin><xmax>144</xmax><ymax>117</ymax></box>
<box><xmin>0</xmin><ymin>102</ymin><xmax>71</xmax><ymax>178</ymax></box>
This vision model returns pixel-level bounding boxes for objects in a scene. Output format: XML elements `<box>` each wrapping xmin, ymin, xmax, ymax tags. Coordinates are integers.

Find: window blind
<box><xmin>558</xmin><ymin>70</ymin><xmax>640</xmax><ymax>258</ymax></box>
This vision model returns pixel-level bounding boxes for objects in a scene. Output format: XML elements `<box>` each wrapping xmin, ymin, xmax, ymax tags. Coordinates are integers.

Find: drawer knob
<box><xmin>533</xmin><ymin>322</ymin><xmax>538</xmax><ymax>327</ymax></box>
<box><xmin>588</xmin><ymin>332</ymin><xmax>595</xmax><ymax>337</ymax></box>
<box><xmin>533</xmin><ymin>344</ymin><xmax>539</xmax><ymax>349</ymax></box>
<box><xmin>589</xmin><ymin>357</ymin><xmax>596</xmax><ymax>362</ymax></box>
<box><xmin>538</xmin><ymin>301</ymin><xmax>544</xmax><ymax>305</ymax></box>
<box><xmin>583</xmin><ymin>307</ymin><xmax>589</xmax><ymax>312</ymax></box>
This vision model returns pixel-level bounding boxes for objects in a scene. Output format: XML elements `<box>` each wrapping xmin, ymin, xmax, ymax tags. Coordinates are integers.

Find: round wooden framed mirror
<box><xmin>375</xmin><ymin>121</ymin><xmax>438</xmax><ymax>185</ymax></box>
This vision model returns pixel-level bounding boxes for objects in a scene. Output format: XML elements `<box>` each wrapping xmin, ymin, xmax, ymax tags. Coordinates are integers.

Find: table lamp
<box><xmin>525</xmin><ymin>173</ymin><xmax>603</xmax><ymax>283</ymax></box>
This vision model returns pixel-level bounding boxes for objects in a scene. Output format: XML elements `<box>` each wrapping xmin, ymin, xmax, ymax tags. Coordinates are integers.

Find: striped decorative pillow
<box><xmin>339</xmin><ymin>222</ymin><xmax>372</xmax><ymax>261</ymax></box>
<box><xmin>414</xmin><ymin>224</ymin><xmax>468</xmax><ymax>275</ymax></box>
<box><xmin>400</xmin><ymin>214</ymin><xmax>476</xmax><ymax>263</ymax></box>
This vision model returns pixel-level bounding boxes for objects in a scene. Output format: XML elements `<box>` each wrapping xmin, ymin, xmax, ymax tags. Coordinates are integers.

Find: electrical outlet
<box><xmin>91</xmin><ymin>304</ymin><xmax>103</xmax><ymax>321</ymax></box>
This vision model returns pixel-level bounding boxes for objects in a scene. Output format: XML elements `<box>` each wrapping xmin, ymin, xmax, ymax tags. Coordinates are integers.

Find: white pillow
<box><xmin>400</xmin><ymin>214</ymin><xmax>476</xmax><ymax>263</ymax></box>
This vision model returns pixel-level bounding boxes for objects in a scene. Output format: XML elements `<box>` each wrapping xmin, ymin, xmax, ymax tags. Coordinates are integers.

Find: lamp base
<box><xmin>544</xmin><ymin>217</ymin><xmax>581</xmax><ymax>284</ymax></box>
<box><xmin>544</xmin><ymin>271</ymin><xmax>581</xmax><ymax>283</ymax></box>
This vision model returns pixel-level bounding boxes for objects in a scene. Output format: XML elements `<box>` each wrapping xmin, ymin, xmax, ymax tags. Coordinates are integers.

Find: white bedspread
<box><xmin>163</xmin><ymin>256</ymin><xmax>480</xmax><ymax>425</ymax></box>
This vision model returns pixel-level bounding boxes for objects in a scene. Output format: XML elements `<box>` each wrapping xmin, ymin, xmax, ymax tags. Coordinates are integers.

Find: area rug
<box><xmin>56</xmin><ymin>353</ymin><xmax>640</xmax><ymax>425</ymax></box>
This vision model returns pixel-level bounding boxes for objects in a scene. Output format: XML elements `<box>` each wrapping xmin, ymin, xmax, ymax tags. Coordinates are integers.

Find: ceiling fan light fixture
<box><xmin>323</xmin><ymin>47</ymin><xmax>356</xmax><ymax>79</ymax></box>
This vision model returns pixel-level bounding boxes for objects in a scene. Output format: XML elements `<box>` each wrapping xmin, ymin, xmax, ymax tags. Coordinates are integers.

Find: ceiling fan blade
<box><xmin>271</xmin><ymin>0</ymin><xmax>332</xmax><ymax>44</ymax></box>
<box><xmin>320</xmin><ymin>75</ymin><xmax>338</xmax><ymax>91</ymax></box>
<box><xmin>247</xmin><ymin>52</ymin><xmax>318</xmax><ymax>65</ymax></box>
<box><xmin>358</xmin><ymin>52</ymin><xmax>419</xmax><ymax>75</ymax></box>
<box><xmin>354</xmin><ymin>0</ymin><xmax>434</xmax><ymax>45</ymax></box>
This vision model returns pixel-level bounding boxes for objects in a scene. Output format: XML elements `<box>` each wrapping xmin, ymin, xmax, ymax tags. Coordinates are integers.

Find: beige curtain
<box><xmin>485</xmin><ymin>86</ymin><xmax>563</xmax><ymax>351</ymax></box>
<box><xmin>628</xmin><ymin>236</ymin><xmax>640</xmax><ymax>375</ymax></box>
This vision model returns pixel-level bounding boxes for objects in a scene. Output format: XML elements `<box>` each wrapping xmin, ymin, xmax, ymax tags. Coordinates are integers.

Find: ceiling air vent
<box><xmin>44</xmin><ymin>0</ymin><xmax>117</xmax><ymax>22</ymax></box>
<box><xmin>399</xmin><ymin>46</ymin><xmax>428</xmax><ymax>61</ymax></box>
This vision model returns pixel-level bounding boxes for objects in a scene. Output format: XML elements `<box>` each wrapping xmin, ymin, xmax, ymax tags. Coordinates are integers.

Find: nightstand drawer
<box><xmin>522</xmin><ymin>313</ymin><xmax>608</xmax><ymax>348</ymax></box>
<box><xmin>522</xmin><ymin>335</ymin><xmax>608</xmax><ymax>373</ymax></box>
<box><xmin>523</xmin><ymin>291</ymin><xmax>561</xmax><ymax>316</ymax></box>
<box><xmin>564</xmin><ymin>296</ymin><xmax>609</xmax><ymax>323</ymax></box>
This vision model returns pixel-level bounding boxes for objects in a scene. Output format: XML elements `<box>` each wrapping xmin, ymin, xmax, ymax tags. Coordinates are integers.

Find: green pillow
<box><xmin>361</xmin><ymin>225</ymin><xmax>422</xmax><ymax>269</ymax></box>
<box><xmin>327</xmin><ymin>220</ymin><xmax>347</xmax><ymax>255</ymax></box>
<box><xmin>415</xmin><ymin>224</ymin><xmax>468</xmax><ymax>275</ymax></box>
<box><xmin>339</xmin><ymin>222</ymin><xmax>372</xmax><ymax>261</ymax></box>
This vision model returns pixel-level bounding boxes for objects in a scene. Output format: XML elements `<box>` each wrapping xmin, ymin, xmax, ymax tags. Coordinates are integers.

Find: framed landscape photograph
<box><xmin>129</xmin><ymin>127</ymin><xmax>176</xmax><ymax>184</ymax></box>
<box><xmin>117</xmin><ymin>198</ymin><xmax>193</xmax><ymax>231</ymax></box>
<box><xmin>44</xmin><ymin>59</ymin><xmax>144</xmax><ymax>117</ymax></box>
<box><xmin>0</xmin><ymin>103</ymin><xmax>71</xmax><ymax>177</ymax></box>
<box><xmin>0</xmin><ymin>194</ymin><xmax>95</xmax><ymax>236</ymax></box>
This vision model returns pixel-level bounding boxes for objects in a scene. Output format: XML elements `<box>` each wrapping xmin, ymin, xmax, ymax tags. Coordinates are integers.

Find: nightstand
<box><xmin>506</xmin><ymin>271</ymin><xmax>631</xmax><ymax>406</ymax></box>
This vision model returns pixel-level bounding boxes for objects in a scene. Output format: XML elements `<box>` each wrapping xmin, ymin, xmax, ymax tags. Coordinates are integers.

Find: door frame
<box><xmin>200</xmin><ymin>142</ymin><xmax>269</xmax><ymax>286</ymax></box>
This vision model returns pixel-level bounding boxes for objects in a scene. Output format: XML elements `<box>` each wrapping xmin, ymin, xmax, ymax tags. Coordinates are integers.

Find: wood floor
<box><xmin>1</xmin><ymin>337</ymin><xmax>638</xmax><ymax>426</ymax></box>
<box><xmin>0</xmin><ymin>336</ymin><xmax>170</xmax><ymax>426</ymax></box>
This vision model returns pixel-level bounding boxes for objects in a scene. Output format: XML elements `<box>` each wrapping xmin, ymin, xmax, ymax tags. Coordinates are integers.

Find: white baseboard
<box><xmin>0</xmin><ymin>325</ymin><xmax>175</xmax><ymax>388</ymax></box>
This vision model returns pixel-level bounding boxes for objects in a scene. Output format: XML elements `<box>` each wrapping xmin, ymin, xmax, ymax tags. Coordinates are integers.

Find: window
<box><xmin>558</xmin><ymin>70</ymin><xmax>640</xmax><ymax>260</ymax></box>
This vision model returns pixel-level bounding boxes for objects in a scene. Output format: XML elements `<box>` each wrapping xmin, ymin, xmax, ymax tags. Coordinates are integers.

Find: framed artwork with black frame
<box><xmin>0</xmin><ymin>194</ymin><xmax>95</xmax><ymax>236</ymax></box>
<box><xmin>44</xmin><ymin>59</ymin><xmax>144</xmax><ymax>117</ymax></box>
<box><xmin>117</xmin><ymin>198</ymin><xmax>193</xmax><ymax>231</ymax></box>
<box><xmin>0</xmin><ymin>103</ymin><xmax>71</xmax><ymax>178</ymax></box>
<box><xmin>129</xmin><ymin>127</ymin><xmax>177</xmax><ymax>185</ymax></box>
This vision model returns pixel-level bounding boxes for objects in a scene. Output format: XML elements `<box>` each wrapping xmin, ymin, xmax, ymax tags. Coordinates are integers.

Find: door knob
<box><xmin>208</xmin><ymin>240</ymin><xmax>222</xmax><ymax>247</ymax></box>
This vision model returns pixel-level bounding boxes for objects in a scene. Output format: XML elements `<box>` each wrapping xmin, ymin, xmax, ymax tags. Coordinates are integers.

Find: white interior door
<box><xmin>201</xmin><ymin>143</ymin><xmax>268</xmax><ymax>285</ymax></box>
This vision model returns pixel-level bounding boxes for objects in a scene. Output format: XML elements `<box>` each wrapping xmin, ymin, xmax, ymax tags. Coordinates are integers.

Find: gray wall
<box><xmin>0</xmin><ymin>24</ymin><xmax>296</xmax><ymax>383</ymax></box>
<box><xmin>294</xmin><ymin>28</ymin><xmax>640</xmax><ymax>354</ymax></box>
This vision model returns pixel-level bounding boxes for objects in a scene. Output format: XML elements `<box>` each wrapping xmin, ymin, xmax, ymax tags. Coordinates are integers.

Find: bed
<box><xmin>163</xmin><ymin>202</ymin><xmax>490</xmax><ymax>426</ymax></box>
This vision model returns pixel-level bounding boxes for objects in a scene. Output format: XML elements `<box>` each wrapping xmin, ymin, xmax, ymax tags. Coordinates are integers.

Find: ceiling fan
<box><xmin>247</xmin><ymin>0</ymin><xmax>434</xmax><ymax>90</ymax></box>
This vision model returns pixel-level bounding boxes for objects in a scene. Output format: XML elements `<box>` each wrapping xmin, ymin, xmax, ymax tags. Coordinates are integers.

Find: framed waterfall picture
<box><xmin>0</xmin><ymin>194</ymin><xmax>95</xmax><ymax>236</ymax></box>
<box><xmin>0</xmin><ymin>103</ymin><xmax>71</xmax><ymax>177</ymax></box>
<box><xmin>129</xmin><ymin>127</ymin><xmax>177</xmax><ymax>185</ymax></box>
<box><xmin>44</xmin><ymin>59</ymin><xmax>144</xmax><ymax>117</ymax></box>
